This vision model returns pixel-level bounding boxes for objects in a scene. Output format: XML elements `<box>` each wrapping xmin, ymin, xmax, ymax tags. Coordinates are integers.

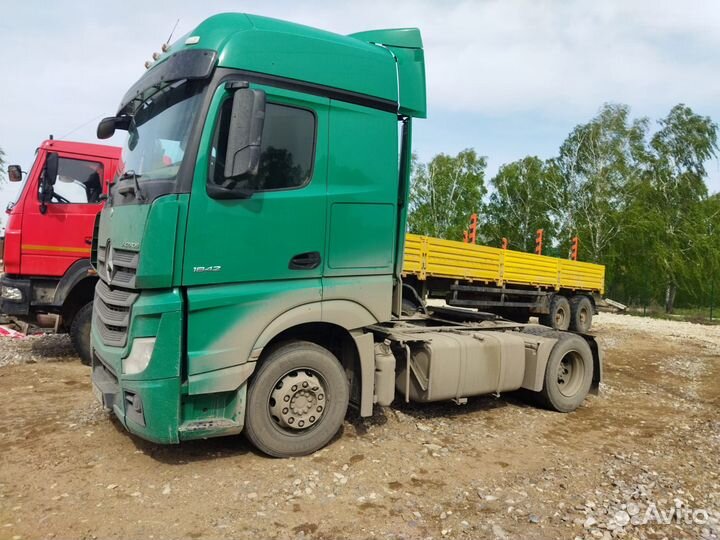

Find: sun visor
<box><xmin>118</xmin><ymin>49</ymin><xmax>217</xmax><ymax>112</ymax></box>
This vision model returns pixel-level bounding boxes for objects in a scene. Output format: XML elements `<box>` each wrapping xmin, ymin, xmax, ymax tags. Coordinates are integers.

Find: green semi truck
<box><xmin>91</xmin><ymin>13</ymin><xmax>602</xmax><ymax>457</ymax></box>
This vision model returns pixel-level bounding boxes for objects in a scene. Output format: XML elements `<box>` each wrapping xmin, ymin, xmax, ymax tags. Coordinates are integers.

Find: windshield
<box><xmin>119</xmin><ymin>79</ymin><xmax>204</xmax><ymax>182</ymax></box>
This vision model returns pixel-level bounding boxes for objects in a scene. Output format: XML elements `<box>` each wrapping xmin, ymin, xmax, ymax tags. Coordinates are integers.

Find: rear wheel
<box><xmin>539</xmin><ymin>295</ymin><xmax>570</xmax><ymax>330</ymax></box>
<box><xmin>569</xmin><ymin>295</ymin><xmax>593</xmax><ymax>333</ymax></box>
<box><xmin>244</xmin><ymin>341</ymin><xmax>349</xmax><ymax>457</ymax></box>
<box><xmin>69</xmin><ymin>302</ymin><xmax>93</xmax><ymax>366</ymax></box>
<box><xmin>537</xmin><ymin>334</ymin><xmax>593</xmax><ymax>412</ymax></box>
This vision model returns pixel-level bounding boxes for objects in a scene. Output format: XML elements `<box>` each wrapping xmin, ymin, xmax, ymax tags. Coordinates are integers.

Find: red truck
<box><xmin>2</xmin><ymin>139</ymin><xmax>121</xmax><ymax>363</ymax></box>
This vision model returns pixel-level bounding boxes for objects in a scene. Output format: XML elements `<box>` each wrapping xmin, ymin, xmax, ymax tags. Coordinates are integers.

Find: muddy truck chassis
<box><xmin>90</xmin><ymin>14</ymin><xmax>602</xmax><ymax>458</ymax></box>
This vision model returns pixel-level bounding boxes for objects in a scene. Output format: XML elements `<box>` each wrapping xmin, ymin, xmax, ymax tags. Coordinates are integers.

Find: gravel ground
<box><xmin>0</xmin><ymin>313</ymin><xmax>718</xmax><ymax>540</ymax></box>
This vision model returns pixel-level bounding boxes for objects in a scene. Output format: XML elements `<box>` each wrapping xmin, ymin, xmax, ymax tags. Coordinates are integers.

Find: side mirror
<box><xmin>39</xmin><ymin>152</ymin><xmax>59</xmax><ymax>208</ymax></box>
<box><xmin>224</xmin><ymin>87</ymin><xmax>266</xmax><ymax>181</ymax></box>
<box><xmin>97</xmin><ymin>117</ymin><xmax>117</xmax><ymax>139</ymax></box>
<box><xmin>44</xmin><ymin>152</ymin><xmax>59</xmax><ymax>187</ymax></box>
<box><xmin>7</xmin><ymin>165</ymin><xmax>22</xmax><ymax>182</ymax></box>
<box><xmin>97</xmin><ymin>116</ymin><xmax>131</xmax><ymax>140</ymax></box>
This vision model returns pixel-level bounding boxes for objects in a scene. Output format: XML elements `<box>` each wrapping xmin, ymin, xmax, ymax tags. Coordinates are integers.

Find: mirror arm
<box><xmin>207</xmin><ymin>181</ymin><xmax>253</xmax><ymax>200</ymax></box>
<box><xmin>225</xmin><ymin>81</ymin><xmax>249</xmax><ymax>92</ymax></box>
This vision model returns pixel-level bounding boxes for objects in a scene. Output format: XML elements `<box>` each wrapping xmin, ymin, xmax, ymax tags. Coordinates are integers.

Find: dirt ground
<box><xmin>0</xmin><ymin>313</ymin><xmax>718</xmax><ymax>540</ymax></box>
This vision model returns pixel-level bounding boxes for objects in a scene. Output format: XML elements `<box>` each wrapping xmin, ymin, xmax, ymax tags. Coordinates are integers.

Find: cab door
<box><xmin>21</xmin><ymin>151</ymin><xmax>110</xmax><ymax>277</ymax></box>
<box><xmin>184</xmin><ymin>85</ymin><xmax>328</xmax><ymax>286</ymax></box>
<box><xmin>183</xmin><ymin>84</ymin><xmax>329</xmax><ymax>376</ymax></box>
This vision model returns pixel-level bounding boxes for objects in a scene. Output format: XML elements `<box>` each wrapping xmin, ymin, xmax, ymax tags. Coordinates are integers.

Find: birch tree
<box><xmin>643</xmin><ymin>104</ymin><xmax>718</xmax><ymax>312</ymax></box>
<box><xmin>481</xmin><ymin>156</ymin><xmax>557</xmax><ymax>252</ymax></box>
<box><xmin>408</xmin><ymin>149</ymin><xmax>486</xmax><ymax>240</ymax></box>
<box><xmin>555</xmin><ymin>104</ymin><xmax>649</xmax><ymax>262</ymax></box>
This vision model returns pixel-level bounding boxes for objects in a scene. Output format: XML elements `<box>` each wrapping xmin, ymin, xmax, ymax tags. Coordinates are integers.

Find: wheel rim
<box><xmin>556</xmin><ymin>351</ymin><xmax>584</xmax><ymax>397</ymax></box>
<box><xmin>554</xmin><ymin>306</ymin><xmax>568</xmax><ymax>327</ymax></box>
<box><xmin>269</xmin><ymin>369</ymin><xmax>327</xmax><ymax>432</ymax></box>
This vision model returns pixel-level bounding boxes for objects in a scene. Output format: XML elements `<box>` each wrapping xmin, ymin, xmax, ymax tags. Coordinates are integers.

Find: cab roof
<box><xmin>155</xmin><ymin>13</ymin><xmax>426</xmax><ymax>118</ymax></box>
<box><xmin>40</xmin><ymin>139</ymin><xmax>121</xmax><ymax>160</ymax></box>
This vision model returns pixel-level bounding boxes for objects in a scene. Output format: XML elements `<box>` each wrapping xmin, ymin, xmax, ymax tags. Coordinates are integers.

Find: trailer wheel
<box><xmin>537</xmin><ymin>334</ymin><xmax>593</xmax><ymax>412</ymax></box>
<box><xmin>70</xmin><ymin>302</ymin><xmax>93</xmax><ymax>366</ymax></box>
<box><xmin>244</xmin><ymin>341</ymin><xmax>349</xmax><ymax>457</ymax></box>
<box><xmin>569</xmin><ymin>295</ymin><xmax>593</xmax><ymax>333</ymax></box>
<box><xmin>540</xmin><ymin>295</ymin><xmax>570</xmax><ymax>330</ymax></box>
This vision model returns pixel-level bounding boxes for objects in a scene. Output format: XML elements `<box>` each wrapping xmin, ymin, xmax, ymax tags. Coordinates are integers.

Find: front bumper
<box><xmin>91</xmin><ymin>285</ymin><xmax>247</xmax><ymax>444</ymax></box>
<box><xmin>92</xmin><ymin>346</ymin><xmax>182</xmax><ymax>444</ymax></box>
<box><xmin>90</xmin><ymin>287</ymin><xmax>184</xmax><ymax>444</ymax></box>
<box><xmin>0</xmin><ymin>275</ymin><xmax>32</xmax><ymax>316</ymax></box>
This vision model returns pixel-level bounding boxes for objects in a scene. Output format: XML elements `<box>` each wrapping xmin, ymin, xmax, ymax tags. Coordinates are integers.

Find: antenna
<box><xmin>162</xmin><ymin>19</ymin><xmax>180</xmax><ymax>52</ymax></box>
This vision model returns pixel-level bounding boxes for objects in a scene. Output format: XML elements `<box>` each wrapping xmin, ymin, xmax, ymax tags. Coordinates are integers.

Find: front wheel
<box><xmin>244</xmin><ymin>341</ymin><xmax>349</xmax><ymax>457</ymax></box>
<box><xmin>70</xmin><ymin>302</ymin><xmax>93</xmax><ymax>366</ymax></box>
<box><xmin>537</xmin><ymin>334</ymin><xmax>593</xmax><ymax>412</ymax></box>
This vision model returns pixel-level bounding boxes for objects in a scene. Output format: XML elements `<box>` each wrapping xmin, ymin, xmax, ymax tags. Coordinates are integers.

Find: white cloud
<box><xmin>1</xmin><ymin>0</ymin><xmax>718</xmax><ymax>201</ymax></box>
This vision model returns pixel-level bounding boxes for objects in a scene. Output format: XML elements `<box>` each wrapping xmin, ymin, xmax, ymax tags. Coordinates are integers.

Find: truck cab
<box><xmin>92</xmin><ymin>14</ymin><xmax>600</xmax><ymax>457</ymax></box>
<box><xmin>2</xmin><ymin>140</ymin><xmax>121</xmax><ymax>363</ymax></box>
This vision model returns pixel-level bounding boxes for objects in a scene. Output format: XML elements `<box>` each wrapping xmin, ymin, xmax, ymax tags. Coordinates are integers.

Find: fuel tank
<box><xmin>395</xmin><ymin>330</ymin><xmax>530</xmax><ymax>402</ymax></box>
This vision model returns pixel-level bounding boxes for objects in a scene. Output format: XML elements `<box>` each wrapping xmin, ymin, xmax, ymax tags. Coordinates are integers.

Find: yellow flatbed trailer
<box><xmin>402</xmin><ymin>233</ymin><xmax>606</xmax><ymax>331</ymax></box>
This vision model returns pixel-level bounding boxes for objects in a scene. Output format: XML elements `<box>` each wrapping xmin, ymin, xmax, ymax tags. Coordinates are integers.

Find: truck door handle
<box><xmin>84</xmin><ymin>236</ymin><xmax>93</xmax><ymax>245</ymax></box>
<box><xmin>289</xmin><ymin>251</ymin><xmax>321</xmax><ymax>270</ymax></box>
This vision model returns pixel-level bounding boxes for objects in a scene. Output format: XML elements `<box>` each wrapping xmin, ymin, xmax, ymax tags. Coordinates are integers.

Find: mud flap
<box><xmin>583</xmin><ymin>335</ymin><xmax>603</xmax><ymax>395</ymax></box>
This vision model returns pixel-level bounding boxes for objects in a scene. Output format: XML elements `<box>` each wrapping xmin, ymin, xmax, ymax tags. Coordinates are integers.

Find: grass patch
<box><xmin>625</xmin><ymin>305</ymin><xmax>720</xmax><ymax>325</ymax></box>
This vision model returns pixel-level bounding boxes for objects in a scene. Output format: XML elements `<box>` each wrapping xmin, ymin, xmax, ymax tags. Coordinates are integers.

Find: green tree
<box><xmin>674</xmin><ymin>194</ymin><xmax>720</xmax><ymax>306</ymax></box>
<box><xmin>408</xmin><ymin>149</ymin><xmax>486</xmax><ymax>240</ymax></box>
<box><xmin>641</xmin><ymin>104</ymin><xmax>718</xmax><ymax>312</ymax></box>
<box><xmin>480</xmin><ymin>156</ymin><xmax>557</xmax><ymax>252</ymax></box>
<box><xmin>555</xmin><ymin>103</ymin><xmax>649</xmax><ymax>263</ymax></box>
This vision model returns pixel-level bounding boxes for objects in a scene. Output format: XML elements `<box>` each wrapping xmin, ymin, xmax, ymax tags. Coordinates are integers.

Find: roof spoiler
<box><xmin>349</xmin><ymin>28</ymin><xmax>427</xmax><ymax>118</ymax></box>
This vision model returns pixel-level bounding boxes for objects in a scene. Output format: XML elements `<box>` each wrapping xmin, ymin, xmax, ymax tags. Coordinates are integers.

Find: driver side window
<box><xmin>42</xmin><ymin>157</ymin><xmax>104</xmax><ymax>204</ymax></box>
<box><xmin>209</xmin><ymin>98</ymin><xmax>316</xmax><ymax>191</ymax></box>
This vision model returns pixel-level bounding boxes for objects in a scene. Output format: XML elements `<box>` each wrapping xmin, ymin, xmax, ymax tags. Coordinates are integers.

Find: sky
<box><xmin>1</xmin><ymin>0</ymin><xmax>719</xmax><ymax>226</ymax></box>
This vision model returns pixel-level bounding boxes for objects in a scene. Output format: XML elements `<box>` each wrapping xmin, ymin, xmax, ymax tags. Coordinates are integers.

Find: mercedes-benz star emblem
<box><xmin>106</xmin><ymin>241</ymin><xmax>114</xmax><ymax>279</ymax></box>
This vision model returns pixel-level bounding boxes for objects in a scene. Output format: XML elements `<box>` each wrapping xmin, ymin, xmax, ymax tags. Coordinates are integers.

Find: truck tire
<box><xmin>244</xmin><ymin>341</ymin><xmax>349</xmax><ymax>458</ymax></box>
<box><xmin>569</xmin><ymin>295</ymin><xmax>593</xmax><ymax>333</ymax></box>
<box><xmin>70</xmin><ymin>302</ymin><xmax>93</xmax><ymax>366</ymax></box>
<box><xmin>539</xmin><ymin>294</ymin><xmax>570</xmax><ymax>330</ymax></box>
<box><xmin>537</xmin><ymin>334</ymin><xmax>593</xmax><ymax>412</ymax></box>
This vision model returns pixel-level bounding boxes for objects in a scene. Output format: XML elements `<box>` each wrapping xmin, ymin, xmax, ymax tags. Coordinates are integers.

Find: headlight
<box><xmin>1</xmin><ymin>285</ymin><xmax>22</xmax><ymax>301</ymax></box>
<box><xmin>122</xmin><ymin>338</ymin><xmax>156</xmax><ymax>375</ymax></box>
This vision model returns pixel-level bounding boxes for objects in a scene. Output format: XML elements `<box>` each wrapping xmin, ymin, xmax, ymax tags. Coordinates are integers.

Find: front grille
<box><xmin>94</xmin><ymin>349</ymin><xmax>118</xmax><ymax>379</ymax></box>
<box><xmin>94</xmin><ymin>279</ymin><xmax>138</xmax><ymax>347</ymax></box>
<box><xmin>97</xmin><ymin>246</ymin><xmax>139</xmax><ymax>288</ymax></box>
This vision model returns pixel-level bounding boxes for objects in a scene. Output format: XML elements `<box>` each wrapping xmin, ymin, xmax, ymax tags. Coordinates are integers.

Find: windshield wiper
<box><xmin>116</xmin><ymin>170</ymin><xmax>146</xmax><ymax>202</ymax></box>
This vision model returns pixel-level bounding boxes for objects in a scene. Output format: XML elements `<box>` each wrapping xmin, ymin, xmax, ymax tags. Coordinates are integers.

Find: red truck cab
<box><xmin>2</xmin><ymin>139</ymin><xmax>121</xmax><ymax>363</ymax></box>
